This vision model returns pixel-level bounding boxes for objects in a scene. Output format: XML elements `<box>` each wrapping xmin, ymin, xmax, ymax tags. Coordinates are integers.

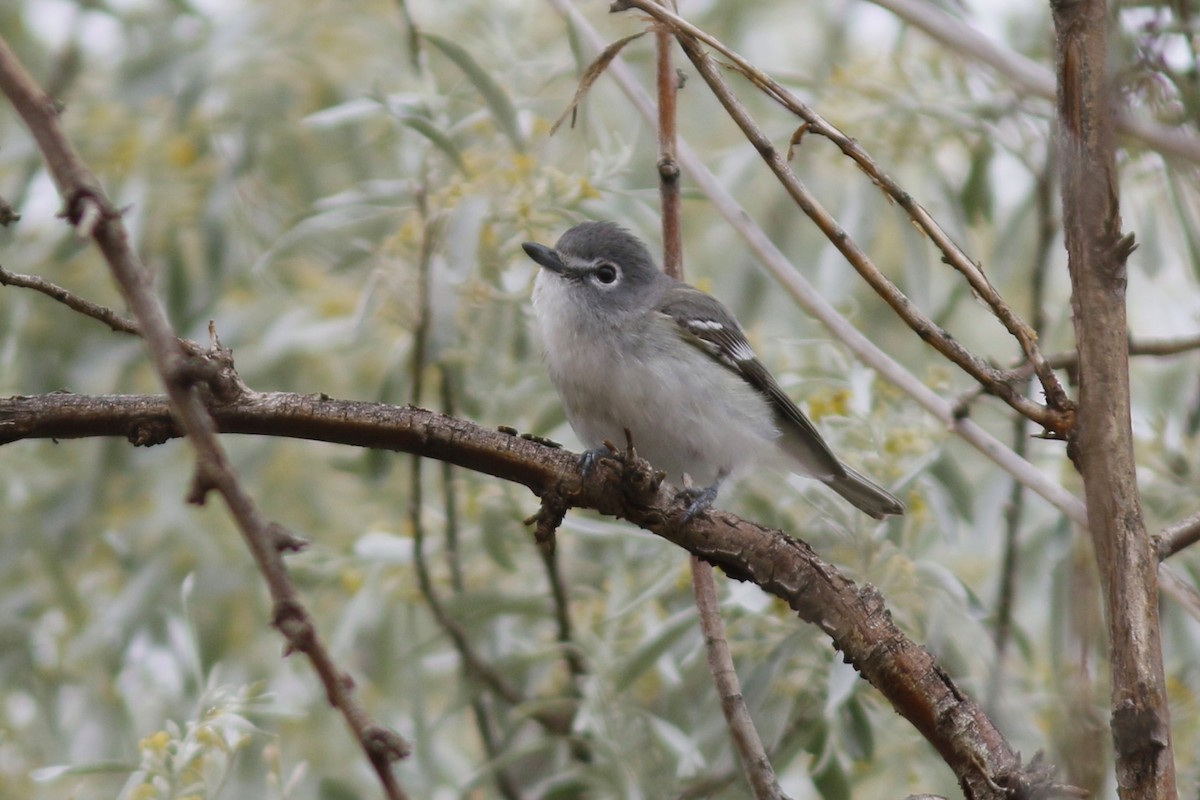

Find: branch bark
<box><xmin>1051</xmin><ymin>0</ymin><xmax>1176</xmax><ymax>795</ymax></box>
<box><xmin>0</xmin><ymin>388</ymin><xmax>1063</xmax><ymax>798</ymax></box>
<box><xmin>0</xmin><ymin>35</ymin><xmax>412</xmax><ymax>800</ymax></box>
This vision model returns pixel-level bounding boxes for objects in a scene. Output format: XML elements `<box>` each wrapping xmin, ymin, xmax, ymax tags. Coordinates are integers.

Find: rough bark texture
<box><xmin>1051</xmin><ymin>0</ymin><xmax>1176</xmax><ymax>795</ymax></box>
<box><xmin>0</xmin><ymin>389</ymin><xmax>1058</xmax><ymax>799</ymax></box>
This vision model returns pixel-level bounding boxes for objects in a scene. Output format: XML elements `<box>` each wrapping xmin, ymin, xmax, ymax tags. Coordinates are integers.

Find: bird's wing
<box><xmin>657</xmin><ymin>285</ymin><xmax>843</xmax><ymax>479</ymax></box>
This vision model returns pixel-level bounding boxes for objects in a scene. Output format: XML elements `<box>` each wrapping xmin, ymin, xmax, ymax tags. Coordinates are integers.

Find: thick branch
<box><xmin>1</xmin><ymin>389</ymin><xmax>1065</xmax><ymax>800</ymax></box>
<box><xmin>1052</xmin><ymin>0</ymin><xmax>1176</xmax><ymax>795</ymax></box>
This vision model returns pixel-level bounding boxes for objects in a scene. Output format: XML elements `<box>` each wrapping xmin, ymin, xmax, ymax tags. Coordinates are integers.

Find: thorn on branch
<box><xmin>270</xmin><ymin>522</ymin><xmax>310</xmax><ymax>554</ymax></box>
<box><xmin>61</xmin><ymin>186</ymin><xmax>109</xmax><ymax>237</ymax></box>
<box><xmin>0</xmin><ymin>196</ymin><xmax>19</xmax><ymax>226</ymax></box>
<box><xmin>526</xmin><ymin>491</ymin><xmax>568</xmax><ymax>555</ymax></box>
<box><xmin>186</xmin><ymin>465</ymin><xmax>219</xmax><ymax>505</ymax></box>
<box><xmin>127</xmin><ymin>418</ymin><xmax>177</xmax><ymax>447</ymax></box>
<box><xmin>363</xmin><ymin>724</ymin><xmax>413</xmax><ymax>764</ymax></box>
<box><xmin>1112</xmin><ymin>231</ymin><xmax>1138</xmax><ymax>263</ymax></box>
<box><xmin>786</xmin><ymin>122</ymin><xmax>811</xmax><ymax>161</ymax></box>
<box><xmin>272</xmin><ymin>599</ymin><xmax>316</xmax><ymax>657</ymax></box>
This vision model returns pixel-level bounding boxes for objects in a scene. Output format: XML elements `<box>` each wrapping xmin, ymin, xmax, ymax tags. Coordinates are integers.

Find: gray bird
<box><xmin>522</xmin><ymin>220</ymin><xmax>903</xmax><ymax>520</ymax></box>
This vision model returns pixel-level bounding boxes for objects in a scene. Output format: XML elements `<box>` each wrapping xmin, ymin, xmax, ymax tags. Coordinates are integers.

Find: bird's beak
<box><xmin>522</xmin><ymin>242</ymin><xmax>567</xmax><ymax>274</ymax></box>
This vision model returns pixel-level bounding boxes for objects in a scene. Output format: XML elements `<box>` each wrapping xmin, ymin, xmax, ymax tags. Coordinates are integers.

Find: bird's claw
<box><xmin>579</xmin><ymin>446</ymin><xmax>616</xmax><ymax>478</ymax></box>
<box><xmin>679</xmin><ymin>483</ymin><xmax>720</xmax><ymax>523</ymax></box>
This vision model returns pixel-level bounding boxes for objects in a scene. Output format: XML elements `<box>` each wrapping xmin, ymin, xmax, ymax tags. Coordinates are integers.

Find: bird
<box><xmin>522</xmin><ymin>220</ymin><xmax>903</xmax><ymax>520</ymax></box>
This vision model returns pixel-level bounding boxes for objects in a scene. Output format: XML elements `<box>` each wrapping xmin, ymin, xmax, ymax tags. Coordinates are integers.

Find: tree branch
<box><xmin>0</xmin><ymin>35</ymin><xmax>412</xmax><ymax>800</ymax></box>
<box><xmin>0</xmin><ymin>388</ymin><xmax>1076</xmax><ymax>799</ymax></box>
<box><xmin>692</xmin><ymin>558</ymin><xmax>789</xmax><ymax>799</ymax></box>
<box><xmin>1051</xmin><ymin>0</ymin><xmax>1176</xmax><ymax>794</ymax></box>
<box><xmin>0</xmin><ymin>264</ymin><xmax>140</xmax><ymax>336</ymax></box>
<box><xmin>615</xmin><ymin>0</ymin><xmax>1074</xmax><ymax>432</ymax></box>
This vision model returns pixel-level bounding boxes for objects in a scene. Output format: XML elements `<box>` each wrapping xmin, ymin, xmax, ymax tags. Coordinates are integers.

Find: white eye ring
<box><xmin>594</xmin><ymin>262</ymin><xmax>619</xmax><ymax>285</ymax></box>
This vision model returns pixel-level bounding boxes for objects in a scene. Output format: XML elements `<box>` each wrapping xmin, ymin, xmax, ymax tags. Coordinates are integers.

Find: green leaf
<box><xmin>421</xmin><ymin>32</ymin><xmax>525</xmax><ymax>152</ymax></box>
<box><xmin>393</xmin><ymin>111</ymin><xmax>469</xmax><ymax>174</ymax></box>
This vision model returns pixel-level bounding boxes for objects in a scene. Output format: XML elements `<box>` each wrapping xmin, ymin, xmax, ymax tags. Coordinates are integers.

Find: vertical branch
<box><xmin>692</xmin><ymin>563</ymin><xmax>788</xmax><ymax>800</ymax></box>
<box><xmin>1051</xmin><ymin>1</ymin><xmax>1176</xmax><ymax>796</ymax></box>
<box><xmin>648</xmin><ymin>8</ymin><xmax>786</xmax><ymax>797</ymax></box>
<box><xmin>655</xmin><ymin>7</ymin><xmax>683</xmax><ymax>279</ymax></box>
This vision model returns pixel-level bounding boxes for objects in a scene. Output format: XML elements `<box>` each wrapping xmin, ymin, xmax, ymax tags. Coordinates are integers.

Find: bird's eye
<box><xmin>594</xmin><ymin>263</ymin><xmax>619</xmax><ymax>285</ymax></box>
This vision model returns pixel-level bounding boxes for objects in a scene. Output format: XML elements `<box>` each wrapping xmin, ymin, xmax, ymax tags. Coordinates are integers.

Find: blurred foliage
<box><xmin>1</xmin><ymin>1</ymin><xmax>1199</xmax><ymax>799</ymax></box>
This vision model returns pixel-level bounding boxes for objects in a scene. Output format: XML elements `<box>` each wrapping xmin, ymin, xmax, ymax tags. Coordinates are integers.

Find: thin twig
<box><xmin>672</xmin><ymin>32</ymin><xmax>1063</xmax><ymax>432</ymax></box>
<box><xmin>0</xmin><ymin>264</ymin><xmax>139</xmax><ymax>335</ymax></box>
<box><xmin>435</xmin><ymin>368</ymin><xmax>523</xmax><ymax>799</ymax></box>
<box><xmin>691</xmin><ymin>558</ymin><xmax>789</xmax><ymax>800</ymax></box>
<box><xmin>1045</xmin><ymin>333</ymin><xmax>1200</xmax><ymax>368</ymax></box>
<box><xmin>655</xmin><ymin>7</ymin><xmax>682</xmax><ymax>279</ymax></box>
<box><xmin>1156</xmin><ymin>509</ymin><xmax>1200</xmax><ymax>560</ymax></box>
<box><xmin>0</xmin><ymin>34</ymin><xmax>412</xmax><ymax>800</ymax></box>
<box><xmin>407</xmin><ymin>196</ymin><xmax>525</xmax><ymax>798</ymax></box>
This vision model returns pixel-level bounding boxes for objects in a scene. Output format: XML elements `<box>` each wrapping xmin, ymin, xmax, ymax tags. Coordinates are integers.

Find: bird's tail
<box><xmin>824</xmin><ymin>466</ymin><xmax>905</xmax><ymax>519</ymax></box>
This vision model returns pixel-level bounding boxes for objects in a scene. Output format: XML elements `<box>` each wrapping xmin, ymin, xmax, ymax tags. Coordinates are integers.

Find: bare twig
<box><xmin>691</xmin><ymin>558</ymin><xmax>789</xmax><ymax>800</ymax></box>
<box><xmin>0</xmin><ymin>36</ymin><xmax>412</xmax><ymax>800</ymax></box>
<box><xmin>655</xmin><ymin>9</ymin><xmax>682</xmax><ymax>279</ymax></box>
<box><xmin>406</xmin><ymin>193</ymin><xmax>521</xmax><ymax>799</ymax></box>
<box><xmin>548</xmin><ymin>0</ymin><xmax>1089</xmax><ymax>527</ymax></box>
<box><xmin>1046</xmin><ymin>333</ymin><xmax>1200</xmax><ymax>368</ymax></box>
<box><xmin>435</xmin><ymin>367</ymin><xmax>523</xmax><ymax>799</ymax></box>
<box><xmin>615</xmin><ymin>0</ymin><xmax>1073</xmax><ymax>429</ymax></box>
<box><xmin>954</xmin><ymin>328</ymin><xmax>1200</xmax><ymax>419</ymax></box>
<box><xmin>1156</xmin><ymin>510</ymin><xmax>1200</xmax><ymax>560</ymax></box>
<box><xmin>666</xmin><ymin>26</ymin><xmax>1065</xmax><ymax>432</ymax></box>
<box><xmin>1052</xmin><ymin>0</ymin><xmax>1176</xmax><ymax>793</ymax></box>
<box><xmin>0</xmin><ymin>264</ymin><xmax>139</xmax><ymax>335</ymax></box>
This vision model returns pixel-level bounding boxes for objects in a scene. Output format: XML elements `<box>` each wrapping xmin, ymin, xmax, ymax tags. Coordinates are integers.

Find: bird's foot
<box><xmin>677</xmin><ymin>473</ymin><xmax>726</xmax><ymax>522</ymax></box>
<box><xmin>579</xmin><ymin>444</ymin><xmax>618</xmax><ymax>478</ymax></box>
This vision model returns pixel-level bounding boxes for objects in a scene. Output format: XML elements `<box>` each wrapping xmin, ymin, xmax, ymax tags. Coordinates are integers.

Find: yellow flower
<box><xmin>139</xmin><ymin>731</ymin><xmax>172</xmax><ymax>753</ymax></box>
<box><xmin>807</xmin><ymin>388</ymin><xmax>850</xmax><ymax>420</ymax></box>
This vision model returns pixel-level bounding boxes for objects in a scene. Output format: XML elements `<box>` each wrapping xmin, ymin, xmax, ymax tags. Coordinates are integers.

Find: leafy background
<box><xmin>1</xmin><ymin>1</ymin><xmax>1199</xmax><ymax>798</ymax></box>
